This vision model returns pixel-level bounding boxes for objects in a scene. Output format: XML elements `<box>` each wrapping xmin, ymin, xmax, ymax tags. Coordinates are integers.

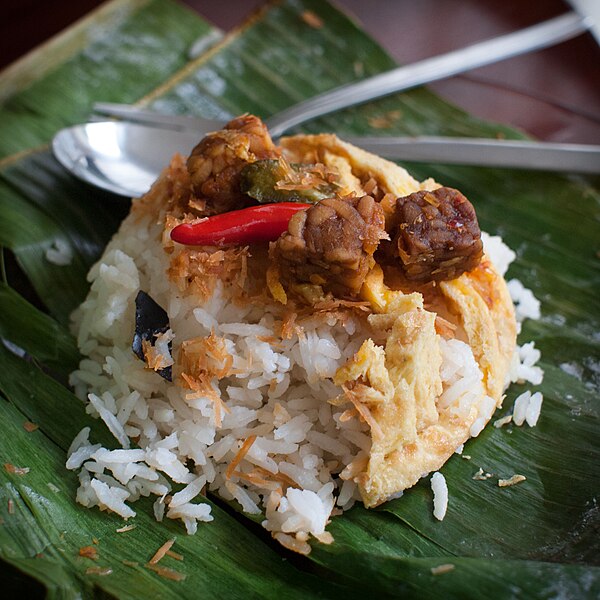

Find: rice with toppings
<box><xmin>67</xmin><ymin>132</ymin><xmax>544</xmax><ymax>547</ymax></box>
<box><xmin>67</xmin><ymin>210</ymin><xmax>542</xmax><ymax>541</ymax></box>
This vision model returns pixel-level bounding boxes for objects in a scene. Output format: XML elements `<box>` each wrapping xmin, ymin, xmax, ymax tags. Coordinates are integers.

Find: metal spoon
<box><xmin>52</xmin><ymin>120</ymin><xmax>600</xmax><ymax>197</ymax></box>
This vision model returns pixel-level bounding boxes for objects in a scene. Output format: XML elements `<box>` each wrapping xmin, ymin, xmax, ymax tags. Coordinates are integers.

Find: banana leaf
<box><xmin>0</xmin><ymin>0</ymin><xmax>220</xmax><ymax>158</ymax></box>
<box><xmin>0</xmin><ymin>0</ymin><xmax>598</xmax><ymax>597</ymax></box>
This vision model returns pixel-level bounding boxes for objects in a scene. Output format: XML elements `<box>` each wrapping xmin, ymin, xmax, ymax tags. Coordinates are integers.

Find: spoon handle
<box><xmin>344</xmin><ymin>136</ymin><xmax>600</xmax><ymax>174</ymax></box>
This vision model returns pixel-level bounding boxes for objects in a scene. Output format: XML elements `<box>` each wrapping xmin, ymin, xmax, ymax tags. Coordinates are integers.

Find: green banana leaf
<box><xmin>0</xmin><ymin>0</ymin><xmax>598</xmax><ymax>597</ymax></box>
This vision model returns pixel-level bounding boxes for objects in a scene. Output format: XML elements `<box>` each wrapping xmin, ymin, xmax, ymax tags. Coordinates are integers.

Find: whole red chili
<box><xmin>170</xmin><ymin>202</ymin><xmax>311</xmax><ymax>246</ymax></box>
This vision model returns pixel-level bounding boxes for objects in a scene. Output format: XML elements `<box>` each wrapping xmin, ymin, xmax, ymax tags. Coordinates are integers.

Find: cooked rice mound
<box><xmin>68</xmin><ymin>120</ymin><xmax>538</xmax><ymax>553</ymax></box>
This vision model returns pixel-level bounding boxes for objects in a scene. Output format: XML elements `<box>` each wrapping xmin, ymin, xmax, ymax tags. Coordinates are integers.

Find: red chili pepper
<box><xmin>170</xmin><ymin>202</ymin><xmax>311</xmax><ymax>246</ymax></box>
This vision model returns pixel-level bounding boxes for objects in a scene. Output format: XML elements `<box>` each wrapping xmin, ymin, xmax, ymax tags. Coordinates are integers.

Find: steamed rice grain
<box><xmin>431</xmin><ymin>472</ymin><xmax>448</xmax><ymax>521</ymax></box>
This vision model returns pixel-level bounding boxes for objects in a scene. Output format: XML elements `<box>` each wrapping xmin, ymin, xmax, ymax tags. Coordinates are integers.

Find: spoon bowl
<box><xmin>52</xmin><ymin>122</ymin><xmax>202</xmax><ymax>197</ymax></box>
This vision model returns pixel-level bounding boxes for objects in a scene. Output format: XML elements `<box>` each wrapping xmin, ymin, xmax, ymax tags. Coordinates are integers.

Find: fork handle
<box><xmin>265</xmin><ymin>12</ymin><xmax>590</xmax><ymax>138</ymax></box>
<box><xmin>93</xmin><ymin>102</ymin><xmax>223</xmax><ymax>132</ymax></box>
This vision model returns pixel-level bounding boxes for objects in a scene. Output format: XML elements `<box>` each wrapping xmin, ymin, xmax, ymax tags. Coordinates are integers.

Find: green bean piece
<box><xmin>240</xmin><ymin>159</ymin><xmax>337</xmax><ymax>204</ymax></box>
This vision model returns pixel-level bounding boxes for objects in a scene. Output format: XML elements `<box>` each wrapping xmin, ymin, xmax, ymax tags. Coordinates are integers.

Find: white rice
<box><xmin>481</xmin><ymin>232</ymin><xmax>515</xmax><ymax>277</ymax></box>
<box><xmin>512</xmin><ymin>391</ymin><xmax>544</xmax><ymax>427</ymax></box>
<box><xmin>45</xmin><ymin>238</ymin><xmax>73</xmax><ymax>266</ymax></box>
<box><xmin>525</xmin><ymin>392</ymin><xmax>543</xmax><ymax>427</ymax></box>
<box><xmin>170</xmin><ymin>476</ymin><xmax>206</xmax><ymax>508</ymax></box>
<box><xmin>67</xmin><ymin>202</ymin><xmax>544</xmax><ymax>542</ymax></box>
<box><xmin>431</xmin><ymin>472</ymin><xmax>448</xmax><ymax>521</ymax></box>
<box><xmin>483</xmin><ymin>236</ymin><xmax>545</xmax><ymax>390</ymax></box>
<box><xmin>509</xmin><ymin>342</ymin><xmax>544</xmax><ymax>386</ymax></box>
<box><xmin>507</xmin><ymin>279</ymin><xmax>541</xmax><ymax>322</ymax></box>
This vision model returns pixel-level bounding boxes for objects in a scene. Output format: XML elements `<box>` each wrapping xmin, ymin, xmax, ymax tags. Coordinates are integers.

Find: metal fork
<box><xmin>92</xmin><ymin>12</ymin><xmax>590</xmax><ymax>138</ymax></box>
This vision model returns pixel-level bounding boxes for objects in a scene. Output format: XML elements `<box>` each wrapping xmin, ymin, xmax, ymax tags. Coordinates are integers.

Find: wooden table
<box><xmin>2</xmin><ymin>0</ymin><xmax>599</xmax><ymax>142</ymax></box>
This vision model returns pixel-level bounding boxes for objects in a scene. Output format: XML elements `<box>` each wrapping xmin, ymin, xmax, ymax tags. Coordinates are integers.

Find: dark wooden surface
<box><xmin>1</xmin><ymin>0</ymin><xmax>599</xmax><ymax>142</ymax></box>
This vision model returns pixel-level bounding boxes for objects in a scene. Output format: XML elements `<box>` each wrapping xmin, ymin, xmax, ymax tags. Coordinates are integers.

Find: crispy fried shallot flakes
<box><xmin>4</xmin><ymin>464</ymin><xmax>29</xmax><ymax>475</ymax></box>
<box><xmin>226</xmin><ymin>436</ymin><xmax>257</xmax><ymax>480</ymax></box>
<box><xmin>85</xmin><ymin>567</ymin><xmax>112</xmax><ymax>576</ymax></box>
<box><xmin>146</xmin><ymin>562</ymin><xmax>187</xmax><ymax>581</ymax></box>
<box><xmin>431</xmin><ymin>563</ymin><xmax>455</xmax><ymax>575</ymax></box>
<box><xmin>498</xmin><ymin>474</ymin><xmax>526</xmax><ymax>487</ymax></box>
<box><xmin>79</xmin><ymin>546</ymin><xmax>98</xmax><ymax>560</ymax></box>
<box><xmin>301</xmin><ymin>10</ymin><xmax>323</xmax><ymax>28</ymax></box>
<box><xmin>149</xmin><ymin>538</ymin><xmax>176</xmax><ymax>565</ymax></box>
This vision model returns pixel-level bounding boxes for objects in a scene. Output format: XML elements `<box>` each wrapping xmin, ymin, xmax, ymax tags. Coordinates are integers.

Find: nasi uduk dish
<box><xmin>67</xmin><ymin>115</ymin><xmax>541</xmax><ymax>554</ymax></box>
